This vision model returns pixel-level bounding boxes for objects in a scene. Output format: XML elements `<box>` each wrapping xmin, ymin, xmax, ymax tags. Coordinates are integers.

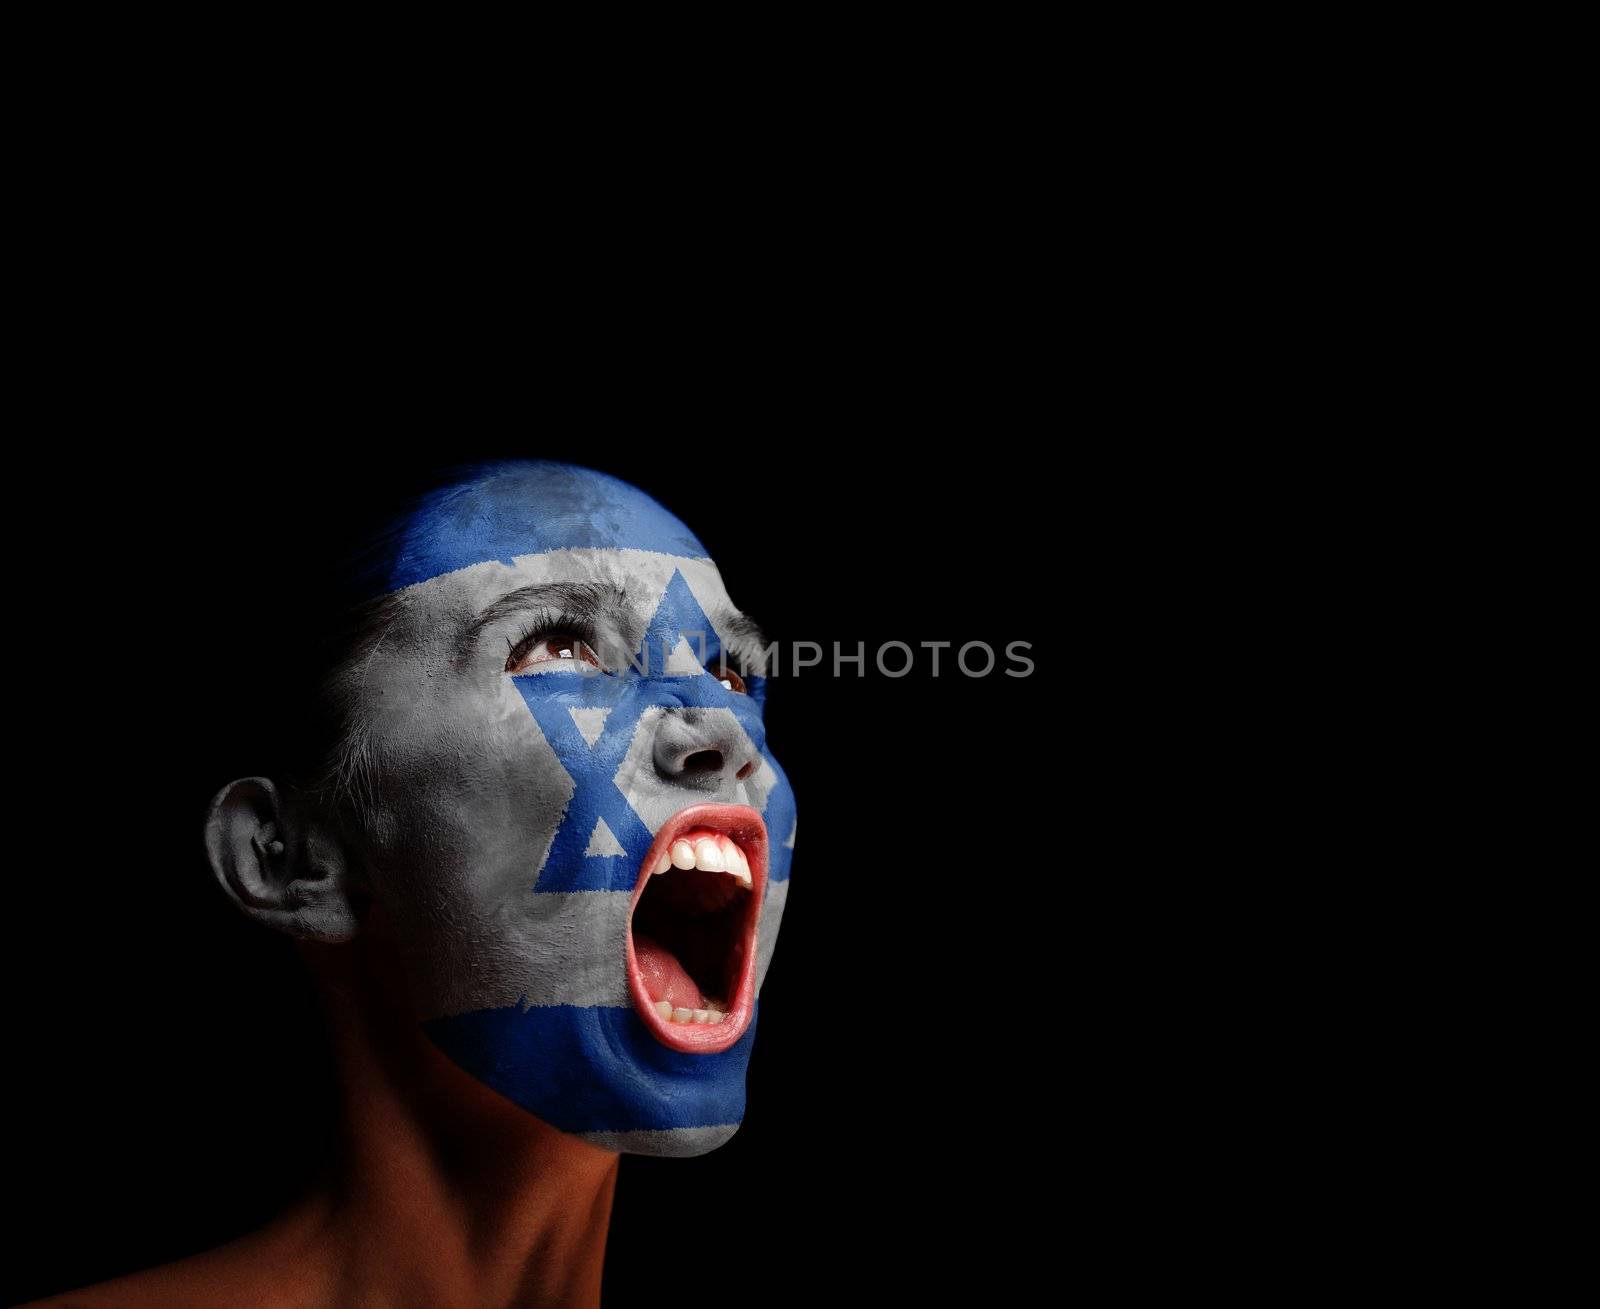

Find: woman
<box><xmin>41</xmin><ymin>461</ymin><xmax>796</xmax><ymax>1307</ymax></box>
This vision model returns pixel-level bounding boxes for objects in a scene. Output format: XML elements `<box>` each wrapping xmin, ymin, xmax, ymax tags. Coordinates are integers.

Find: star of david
<box><xmin>511</xmin><ymin>568</ymin><xmax>758</xmax><ymax>894</ymax></box>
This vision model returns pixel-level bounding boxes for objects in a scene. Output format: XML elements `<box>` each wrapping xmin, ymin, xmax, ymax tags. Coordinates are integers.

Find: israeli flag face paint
<box><xmin>336</xmin><ymin>463</ymin><xmax>795</xmax><ymax>1157</ymax></box>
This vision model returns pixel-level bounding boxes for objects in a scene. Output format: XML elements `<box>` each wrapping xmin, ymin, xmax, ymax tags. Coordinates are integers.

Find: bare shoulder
<box><xmin>20</xmin><ymin>1257</ymin><xmax>226</xmax><ymax>1307</ymax></box>
<box><xmin>18</xmin><ymin>1253</ymin><xmax>209</xmax><ymax>1307</ymax></box>
<box><xmin>19</xmin><ymin>1215</ymin><xmax>335</xmax><ymax>1309</ymax></box>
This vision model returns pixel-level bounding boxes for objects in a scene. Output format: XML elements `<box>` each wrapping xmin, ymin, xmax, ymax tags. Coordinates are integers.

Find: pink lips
<box><xmin>626</xmin><ymin>803</ymin><xmax>768</xmax><ymax>1053</ymax></box>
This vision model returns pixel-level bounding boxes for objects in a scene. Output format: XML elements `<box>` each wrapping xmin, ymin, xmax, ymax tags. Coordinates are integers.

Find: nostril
<box><xmin>736</xmin><ymin>759</ymin><xmax>757</xmax><ymax>782</ymax></box>
<box><xmin>682</xmin><ymin>749</ymin><xmax>724</xmax><ymax>775</ymax></box>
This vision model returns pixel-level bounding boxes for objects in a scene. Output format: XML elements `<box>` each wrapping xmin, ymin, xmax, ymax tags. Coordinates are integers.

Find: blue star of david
<box><xmin>511</xmin><ymin>569</ymin><xmax>757</xmax><ymax>894</ymax></box>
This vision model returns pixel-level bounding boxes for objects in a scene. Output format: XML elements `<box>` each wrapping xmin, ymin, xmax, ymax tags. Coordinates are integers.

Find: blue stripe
<box><xmin>423</xmin><ymin>1002</ymin><xmax>756</xmax><ymax>1133</ymax></box>
<box><xmin>383</xmin><ymin>461</ymin><xmax>709</xmax><ymax>594</ymax></box>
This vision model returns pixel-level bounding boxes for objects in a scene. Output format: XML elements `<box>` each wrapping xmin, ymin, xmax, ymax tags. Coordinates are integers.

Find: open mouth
<box><xmin>627</xmin><ymin>803</ymin><xmax>768</xmax><ymax>1053</ymax></box>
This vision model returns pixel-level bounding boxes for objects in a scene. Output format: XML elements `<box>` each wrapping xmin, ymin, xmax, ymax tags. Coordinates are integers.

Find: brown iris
<box><xmin>506</xmin><ymin>634</ymin><xmax>603</xmax><ymax>675</ymax></box>
<box><xmin>711</xmin><ymin>661</ymin><xmax>747</xmax><ymax>694</ymax></box>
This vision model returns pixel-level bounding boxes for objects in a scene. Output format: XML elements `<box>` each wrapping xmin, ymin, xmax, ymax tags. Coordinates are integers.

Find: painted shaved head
<box><xmin>212</xmin><ymin>461</ymin><xmax>796</xmax><ymax>1156</ymax></box>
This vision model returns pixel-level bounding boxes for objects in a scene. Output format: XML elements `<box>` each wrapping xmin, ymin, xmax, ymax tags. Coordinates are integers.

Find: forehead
<box><xmin>397</xmin><ymin>549</ymin><xmax>740</xmax><ymax>634</ymax></box>
<box><xmin>384</xmin><ymin>463</ymin><xmax>708</xmax><ymax>595</ymax></box>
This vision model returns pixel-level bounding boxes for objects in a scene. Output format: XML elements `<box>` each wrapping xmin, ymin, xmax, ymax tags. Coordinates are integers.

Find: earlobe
<box><xmin>205</xmin><ymin>777</ymin><xmax>361</xmax><ymax>943</ymax></box>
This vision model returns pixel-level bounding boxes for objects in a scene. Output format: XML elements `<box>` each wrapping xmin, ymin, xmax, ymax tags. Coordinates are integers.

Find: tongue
<box><xmin>633</xmin><ymin>934</ymin><xmax>707</xmax><ymax>1010</ymax></box>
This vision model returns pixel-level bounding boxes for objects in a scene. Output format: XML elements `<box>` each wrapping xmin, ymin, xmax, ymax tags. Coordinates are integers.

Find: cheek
<box><xmin>359</xmin><ymin>678</ymin><xmax>575</xmax><ymax>994</ymax></box>
<box><xmin>752</xmin><ymin>753</ymin><xmax>796</xmax><ymax>996</ymax></box>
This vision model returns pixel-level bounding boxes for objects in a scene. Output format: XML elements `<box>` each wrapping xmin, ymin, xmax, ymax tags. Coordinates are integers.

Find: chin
<box><xmin>422</xmin><ymin>799</ymin><xmax>777</xmax><ymax>1159</ymax></box>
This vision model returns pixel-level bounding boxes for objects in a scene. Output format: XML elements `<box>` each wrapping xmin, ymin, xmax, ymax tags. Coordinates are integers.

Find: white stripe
<box><xmin>468</xmin><ymin>891</ymin><xmax>633</xmax><ymax>1011</ymax></box>
<box><xmin>580</xmin><ymin>1124</ymin><xmax>740</xmax><ymax>1157</ymax></box>
<box><xmin>756</xmin><ymin>877</ymin><xmax>789</xmax><ymax>996</ymax></box>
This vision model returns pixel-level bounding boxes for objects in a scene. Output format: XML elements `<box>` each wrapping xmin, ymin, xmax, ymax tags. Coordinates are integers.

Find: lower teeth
<box><xmin>654</xmin><ymin>999</ymin><xmax>726</xmax><ymax>1025</ymax></box>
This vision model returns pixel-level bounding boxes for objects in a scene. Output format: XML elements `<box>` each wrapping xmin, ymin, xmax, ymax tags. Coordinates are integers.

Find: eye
<box><xmin>507</xmin><ymin>632</ymin><xmax>603</xmax><ymax>675</ymax></box>
<box><xmin>710</xmin><ymin>659</ymin><xmax>748</xmax><ymax>694</ymax></box>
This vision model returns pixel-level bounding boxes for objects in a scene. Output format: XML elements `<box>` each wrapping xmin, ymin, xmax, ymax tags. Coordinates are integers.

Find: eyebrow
<box><xmin>458</xmin><ymin>581</ymin><xmax>634</xmax><ymax>657</ymax></box>
<box><xmin>711</xmin><ymin>607</ymin><xmax>772</xmax><ymax>671</ymax></box>
<box><xmin>713</xmin><ymin>608</ymin><xmax>768</xmax><ymax>652</ymax></box>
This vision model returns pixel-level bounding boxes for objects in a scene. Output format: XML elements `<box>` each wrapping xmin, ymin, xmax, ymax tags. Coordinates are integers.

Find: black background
<box><xmin>4</xmin><ymin>414</ymin><xmax>1085</xmax><ymax>1304</ymax></box>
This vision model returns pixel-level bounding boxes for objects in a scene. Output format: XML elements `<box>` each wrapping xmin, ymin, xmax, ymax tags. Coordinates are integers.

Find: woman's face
<box><xmin>335</xmin><ymin>463</ymin><xmax>796</xmax><ymax>1156</ymax></box>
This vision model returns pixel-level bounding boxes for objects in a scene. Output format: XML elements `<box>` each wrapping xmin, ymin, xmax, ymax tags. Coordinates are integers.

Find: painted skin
<box><xmin>327</xmin><ymin>462</ymin><xmax>797</xmax><ymax>1155</ymax></box>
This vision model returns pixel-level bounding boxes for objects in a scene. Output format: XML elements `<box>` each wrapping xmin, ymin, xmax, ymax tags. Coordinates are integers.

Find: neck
<box><xmin>295</xmin><ymin>920</ymin><xmax>620</xmax><ymax>1308</ymax></box>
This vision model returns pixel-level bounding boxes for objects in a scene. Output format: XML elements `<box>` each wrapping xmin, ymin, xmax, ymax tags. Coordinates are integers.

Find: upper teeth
<box><xmin>653</xmin><ymin>829</ymin><xmax>752</xmax><ymax>887</ymax></box>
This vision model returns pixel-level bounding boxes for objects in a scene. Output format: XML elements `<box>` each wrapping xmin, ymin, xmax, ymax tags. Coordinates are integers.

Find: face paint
<box><xmin>337</xmin><ymin>463</ymin><xmax>796</xmax><ymax>1157</ymax></box>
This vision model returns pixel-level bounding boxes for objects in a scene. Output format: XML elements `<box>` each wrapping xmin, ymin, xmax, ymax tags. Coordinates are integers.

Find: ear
<box><xmin>204</xmin><ymin>777</ymin><xmax>361</xmax><ymax>942</ymax></box>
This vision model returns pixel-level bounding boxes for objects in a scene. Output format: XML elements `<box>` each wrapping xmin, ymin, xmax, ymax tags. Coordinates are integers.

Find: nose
<box><xmin>653</xmin><ymin>708</ymin><xmax>761</xmax><ymax>789</ymax></box>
